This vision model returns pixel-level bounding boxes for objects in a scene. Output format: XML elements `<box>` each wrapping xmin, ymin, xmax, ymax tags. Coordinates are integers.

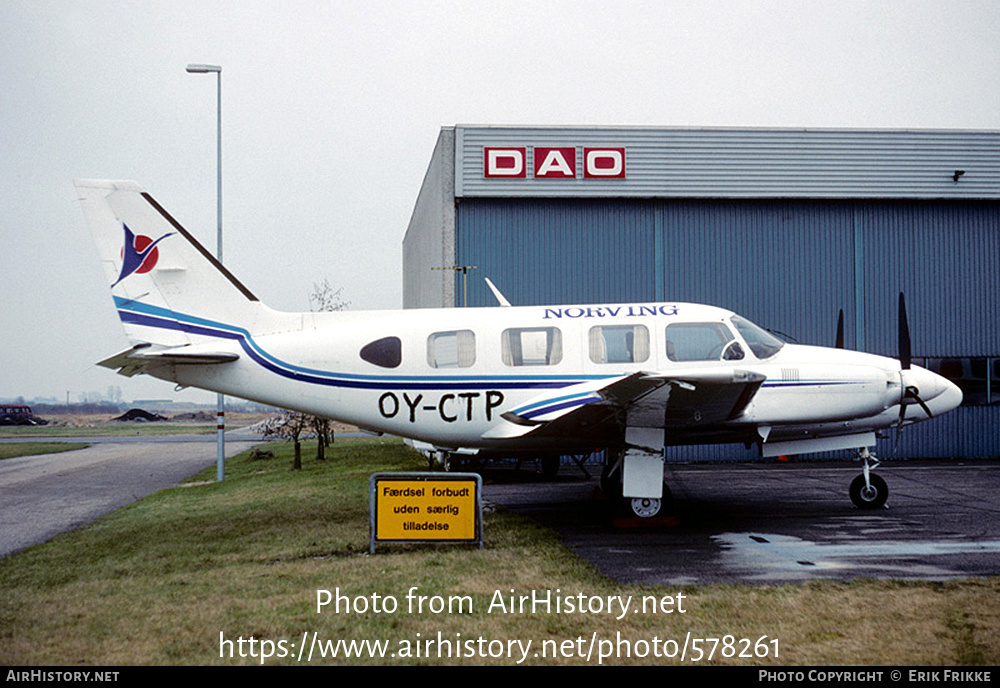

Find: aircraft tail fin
<box><xmin>75</xmin><ymin>179</ymin><xmax>265</xmax><ymax>348</ymax></box>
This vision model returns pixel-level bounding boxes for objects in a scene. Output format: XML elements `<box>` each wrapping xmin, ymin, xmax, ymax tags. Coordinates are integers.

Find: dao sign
<box><xmin>483</xmin><ymin>147</ymin><xmax>526</xmax><ymax>178</ymax></box>
<box><xmin>483</xmin><ymin>146</ymin><xmax>626</xmax><ymax>179</ymax></box>
<box><xmin>534</xmin><ymin>147</ymin><xmax>576</xmax><ymax>178</ymax></box>
<box><xmin>583</xmin><ymin>147</ymin><xmax>625</xmax><ymax>178</ymax></box>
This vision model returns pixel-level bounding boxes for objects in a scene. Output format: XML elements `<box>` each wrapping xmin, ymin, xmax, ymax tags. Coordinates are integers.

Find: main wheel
<box><xmin>850</xmin><ymin>473</ymin><xmax>888</xmax><ymax>509</ymax></box>
<box><xmin>624</xmin><ymin>484</ymin><xmax>673</xmax><ymax>518</ymax></box>
<box><xmin>629</xmin><ymin>497</ymin><xmax>662</xmax><ymax>518</ymax></box>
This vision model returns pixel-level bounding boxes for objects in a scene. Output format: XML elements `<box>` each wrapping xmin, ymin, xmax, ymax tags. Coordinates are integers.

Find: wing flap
<box><xmin>484</xmin><ymin>368</ymin><xmax>766</xmax><ymax>441</ymax></box>
<box><xmin>647</xmin><ymin>368</ymin><xmax>766</xmax><ymax>425</ymax></box>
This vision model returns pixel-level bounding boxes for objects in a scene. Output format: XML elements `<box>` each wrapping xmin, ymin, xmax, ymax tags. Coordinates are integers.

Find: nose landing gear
<box><xmin>850</xmin><ymin>447</ymin><xmax>888</xmax><ymax>509</ymax></box>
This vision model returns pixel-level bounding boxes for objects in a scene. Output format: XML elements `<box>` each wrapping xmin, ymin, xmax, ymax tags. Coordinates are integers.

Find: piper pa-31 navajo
<box><xmin>76</xmin><ymin>180</ymin><xmax>963</xmax><ymax>518</ymax></box>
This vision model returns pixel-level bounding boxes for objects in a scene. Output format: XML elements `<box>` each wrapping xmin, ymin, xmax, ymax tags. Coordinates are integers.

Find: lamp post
<box><xmin>186</xmin><ymin>63</ymin><xmax>225</xmax><ymax>482</ymax></box>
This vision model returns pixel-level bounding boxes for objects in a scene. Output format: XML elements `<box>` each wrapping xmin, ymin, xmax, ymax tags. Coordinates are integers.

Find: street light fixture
<box><xmin>186</xmin><ymin>63</ymin><xmax>226</xmax><ymax>482</ymax></box>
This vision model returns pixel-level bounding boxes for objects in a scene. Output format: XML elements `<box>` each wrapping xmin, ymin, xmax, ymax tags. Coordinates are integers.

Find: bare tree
<box><xmin>257</xmin><ymin>411</ymin><xmax>312</xmax><ymax>470</ymax></box>
<box><xmin>306</xmin><ymin>278</ymin><xmax>349</xmax><ymax>458</ymax></box>
<box><xmin>311</xmin><ymin>415</ymin><xmax>329</xmax><ymax>461</ymax></box>
<box><xmin>309</xmin><ymin>278</ymin><xmax>350</xmax><ymax>313</ymax></box>
<box><xmin>255</xmin><ymin>280</ymin><xmax>349</xmax><ymax>467</ymax></box>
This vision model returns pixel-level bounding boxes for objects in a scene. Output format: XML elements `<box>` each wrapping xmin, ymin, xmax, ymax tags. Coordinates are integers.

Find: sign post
<box><xmin>370</xmin><ymin>472</ymin><xmax>483</xmax><ymax>553</ymax></box>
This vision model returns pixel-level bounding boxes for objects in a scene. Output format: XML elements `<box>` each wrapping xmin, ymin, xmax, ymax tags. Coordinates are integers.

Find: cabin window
<box><xmin>501</xmin><ymin>327</ymin><xmax>562</xmax><ymax>366</ymax></box>
<box><xmin>589</xmin><ymin>325</ymin><xmax>650</xmax><ymax>364</ymax></box>
<box><xmin>427</xmin><ymin>330</ymin><xmax>476</xmax><ymax>368</ymax></box>
<box><xmin>664</xmin><ymin>323</ymin><xmax>743</xmax><ymax>362</ymax></box>
<box><xmin>360</xmin><ymin>336</ymin><xmax>402</xmax><ymax>368</ymax></box>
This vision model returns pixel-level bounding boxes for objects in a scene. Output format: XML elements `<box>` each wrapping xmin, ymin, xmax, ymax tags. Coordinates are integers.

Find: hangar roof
<box><xmin>455</xmin><ymin>125</ymin><xmax>1000</xmax><ymax>200</ymax></box>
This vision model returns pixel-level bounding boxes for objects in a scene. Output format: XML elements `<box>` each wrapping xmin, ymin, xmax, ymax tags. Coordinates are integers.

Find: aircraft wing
<box><xmin>483</xmin><ymin>369</ymin><xmax>766</xmax><ymax>441</ymax></box>
<box><xmin>98</xmin><ymin>343</ymin><xmax>239</xmax><ymax>377</ymax></box>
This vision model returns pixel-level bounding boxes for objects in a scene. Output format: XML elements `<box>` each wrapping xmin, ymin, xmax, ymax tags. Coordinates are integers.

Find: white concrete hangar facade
<box><xmin>402</xmin><ymin>125</ymin><xmax>1000</xmax><ymax>458</ymax></box>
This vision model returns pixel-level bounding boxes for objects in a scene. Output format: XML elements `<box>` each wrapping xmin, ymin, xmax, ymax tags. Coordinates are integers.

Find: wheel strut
<box><xmin>851</xmin><ymin>447</ymin><xmax>888</xmax><ymax>509</ymax></box>
<box><xmin>859</xmin><ymin>446</ymin><xmax>880</xmax><ymax>489</ymax></box>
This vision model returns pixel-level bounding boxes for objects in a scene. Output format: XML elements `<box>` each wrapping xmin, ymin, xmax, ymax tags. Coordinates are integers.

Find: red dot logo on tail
<box><xmin>112</xmin><ymin>223</ymin><xmax>174</xmax><ymax>287</ymax></box>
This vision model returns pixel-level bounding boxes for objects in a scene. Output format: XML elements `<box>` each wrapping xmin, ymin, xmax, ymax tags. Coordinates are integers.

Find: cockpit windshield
<box><xmin>730</xmin><ymin>315</ymin><xmax>785</xmax><ymax>359</ymax></box>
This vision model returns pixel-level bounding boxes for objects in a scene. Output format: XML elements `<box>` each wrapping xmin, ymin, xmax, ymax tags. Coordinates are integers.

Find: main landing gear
<box><xmin>600</xmin><ymin>458</ymin><xmax>673</xmax><ymax>519</ymax></box>
<box><xmin>627</xmin><ymin>490</ymin><xmax>672</xmax><ymax>518</ymax></box>
<box><xmin>850</xmin><ymin>447</ymin><xmax>888</xmax><ymax>509</ymax></box>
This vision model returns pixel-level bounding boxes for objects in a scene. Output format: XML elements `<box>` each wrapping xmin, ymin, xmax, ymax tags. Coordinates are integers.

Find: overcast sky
<box><xmin>2</xmin><ymin>0</ymin><xmax>999</xmax><ymax>405</ymax></box>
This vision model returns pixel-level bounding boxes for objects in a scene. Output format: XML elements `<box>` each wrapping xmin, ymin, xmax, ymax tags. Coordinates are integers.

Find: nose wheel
<box><xmin>850</xmin><ymin>473</ymin><xmax>888</xmax><ymax>509</ymax></box>
<box><xmin>850</xmin><ymin>447</ymin><xmax>888</xmax><ymax>509</ymax></box>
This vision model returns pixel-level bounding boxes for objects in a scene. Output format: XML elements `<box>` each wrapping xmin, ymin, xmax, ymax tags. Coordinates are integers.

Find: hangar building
<box><xmin>402</xmin><ymin>126</ymin><xmax>1000</xmax><ymax>459</ymax></box>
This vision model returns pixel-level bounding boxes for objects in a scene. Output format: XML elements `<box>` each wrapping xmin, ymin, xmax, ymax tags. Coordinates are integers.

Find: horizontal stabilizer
<box><xmin>99</xmin><ymin>343</ymin><xmax>239</xmax><ymax>377</ymax></box>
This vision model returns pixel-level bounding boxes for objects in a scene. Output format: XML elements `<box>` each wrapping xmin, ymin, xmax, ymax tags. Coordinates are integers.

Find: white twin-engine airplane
<box><xmin>76</xmin><ymin>179</ymin><xmax>963</xmax><ymax>519</ymax></box>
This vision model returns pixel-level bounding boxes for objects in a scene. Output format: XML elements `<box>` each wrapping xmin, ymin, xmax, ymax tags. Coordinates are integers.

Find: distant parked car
<box><xmin>0</xmin><ymin>404</ymin><xmax>48</xmax><ymax>426</ymax></box>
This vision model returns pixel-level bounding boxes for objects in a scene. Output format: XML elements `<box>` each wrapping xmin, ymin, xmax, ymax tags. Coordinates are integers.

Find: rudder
<box><xmin>75</xmin><ymin>179</ymin><xmax>262</xmax><ymax>348</ymax></box>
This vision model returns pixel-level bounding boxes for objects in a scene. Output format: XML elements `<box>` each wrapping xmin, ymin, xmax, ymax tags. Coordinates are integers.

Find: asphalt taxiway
<box><xmin>482</xmin><ymin>458</ymin><xmax>1000</xmax><ymax>585</ymax></box>
<box><xmin>0</xmin><ymin>434</ymin><xmax>259</xmax><ymax>558</ymax></box>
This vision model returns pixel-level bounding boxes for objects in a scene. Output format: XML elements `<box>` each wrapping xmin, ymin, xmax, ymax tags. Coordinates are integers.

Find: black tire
<box><xmin>600</xmin><ymin>465</ymin><xmax>623</xmax><ymax>500</ymax></box>
<box><xmin>622</xmin><ymin>484</ymin><xmax>673</xmax><ymax>518</ymax></box>
<box><xmin>628</xmin><ymin>497</ymin><xmax>662</xmax><ymax>518</ymax></box>
<box><xmin>540</xmin><ymin>455</ymin><xmax>560</xmax><ymax>479</ymax></box>
<box><xmin>850</xmin><ymin>473</ymin><xmax>888</xmax><ymax>509</ymax></box>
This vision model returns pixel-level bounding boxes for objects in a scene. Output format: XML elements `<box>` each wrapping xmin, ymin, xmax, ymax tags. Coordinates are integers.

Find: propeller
<box><xmin>895</xmin><ymin>292</ymin><xmax>933</xmax><ymax>442</ymax></box>
<box><xmin>898</xmin><ymin>293</ymin><xmax>911</xmax><ymax>371</ymax></box>
<box><xmin>835</xmin><ymin>309</ymin><xmax>845</xmax><ymax>349</ymax></box>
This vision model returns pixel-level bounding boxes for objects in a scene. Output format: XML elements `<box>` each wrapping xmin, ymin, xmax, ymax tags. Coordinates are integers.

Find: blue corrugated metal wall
<box><xmin>860</xmin><ymin>202</ymin><xmax>1000</xmax><ymax>357</ymax></box>
<box><xmin>456</xmin><ymin>198</ymin><xmax>1000</xmax><ymax>458</ymax></box>
<box><xmin>456</xmin><ymin>200</ymin><xmax>657</xmax><ymax>306</ymax></box>
<box><xmin>655</xmin><ymin>200</ymin><xmax>856</xmax><ymax>348</ymax></box>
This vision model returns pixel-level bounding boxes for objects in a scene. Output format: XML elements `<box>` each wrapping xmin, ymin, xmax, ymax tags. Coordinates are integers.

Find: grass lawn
<box><xmin>0</xmin><ymin>437</ymin><xmax>996</xmax><ymax>666</ymax></box>
<box><xmin>0</xmin><ymin>442</ymin><xmax>89</xmax><ymax>460</ymax></box>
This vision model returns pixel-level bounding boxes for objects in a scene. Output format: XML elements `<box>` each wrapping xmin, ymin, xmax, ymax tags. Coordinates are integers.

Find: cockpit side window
<box><xmin>360</xmin><ymin>336</ymin><xmax>402</xmax><ymax>368</ymax></box>
<box><xmin>731</xmin><ymin>315</ymin><xmax>785</xmax><ymax>359</ymax></box>
<box><xmin>664</xmin><ymin>323</ymin><xmax>742</xmax><ymax>362</ymax></box>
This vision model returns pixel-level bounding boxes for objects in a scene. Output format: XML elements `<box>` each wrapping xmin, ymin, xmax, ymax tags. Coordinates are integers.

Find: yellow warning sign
<box><xmin>371</xmin><ymin>474</ymin><xmax>481</xmax><ymax>545</ymax></box>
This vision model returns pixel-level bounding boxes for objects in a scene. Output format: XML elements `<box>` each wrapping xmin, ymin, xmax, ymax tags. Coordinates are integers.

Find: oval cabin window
<box><xmin>360</xmin><ymin>336</ymin><xmax>402</xmax><ymax>368</ymax></box>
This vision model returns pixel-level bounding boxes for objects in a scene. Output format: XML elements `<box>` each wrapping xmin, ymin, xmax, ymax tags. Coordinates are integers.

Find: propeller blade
<box><xmin>896</xmin><ymin>380</ymin><xmax>934</xmax><ymax>453</ymax></box>
<box><xmin>894</xmin><ymin>295</ymin><xmax>929</xmax><ymax>455</ymax></box>
<box><xmin>898</xmin><ymin>292</ymin><xmax>911</xmax><ymax>370</ymax></box>
<box><xmin>904</xmin><ymin>385</ymin><xmax>934</xmax><ymax>419</ymax></box>
<box><xmin>835</xmin><ymin>309</ymin><xmax>845</xmax><ymax>349</ymax></box>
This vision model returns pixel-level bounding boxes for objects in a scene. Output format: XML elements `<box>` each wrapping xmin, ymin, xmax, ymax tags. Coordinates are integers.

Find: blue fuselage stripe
<box><xmin>116</xmin><ymin>300</ymin><xmax>871</xmax><ymax>396</ymax></box>
<box><xmin>116</xmin><ymin>300</ymin><xmax>599</xmax><ymax>391</ymax></box>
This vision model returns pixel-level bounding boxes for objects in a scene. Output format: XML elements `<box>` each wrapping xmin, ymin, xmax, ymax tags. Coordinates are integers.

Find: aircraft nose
<box><xmin>906</xmin><ymin>366</ymin><xmax>963</xmax><ymax>418</ymax></box>
<box><xmin>930</xmin><ymin>373</ymin><xmax>963</xmax><ymax>416</ymax></box>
